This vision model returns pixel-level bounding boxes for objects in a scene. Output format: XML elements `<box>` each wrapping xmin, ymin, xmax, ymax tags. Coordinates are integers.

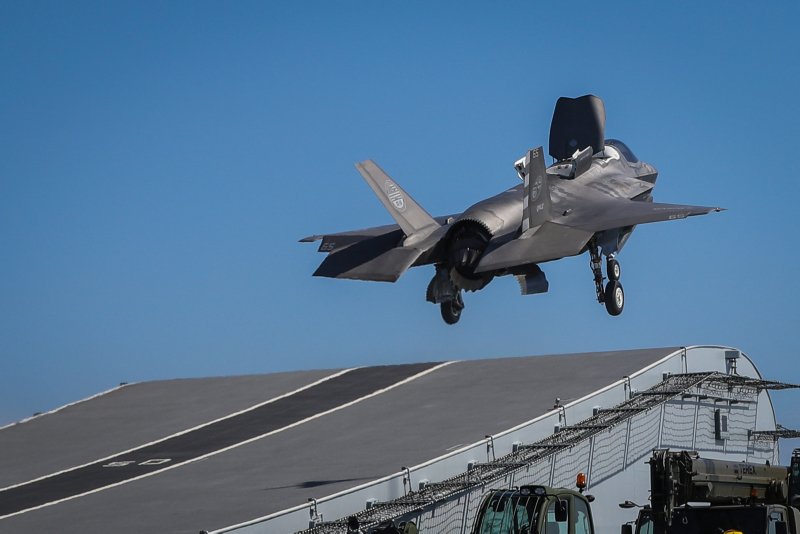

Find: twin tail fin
<box><xmin>354</xmin><ymin>160</ymin><xmax>440</xmax><ymax>237</ymax></box>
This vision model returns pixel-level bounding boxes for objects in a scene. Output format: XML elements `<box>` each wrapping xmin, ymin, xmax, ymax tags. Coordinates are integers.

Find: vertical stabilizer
<box><xmin>521</xmin><ymin>146</ymin><xmax>552</xmax><ymax>237</ymax></box>
<box><xmin>354</xmin><ymin>160</ymin><xmax>440</xmax><ymax>237</ymax></box>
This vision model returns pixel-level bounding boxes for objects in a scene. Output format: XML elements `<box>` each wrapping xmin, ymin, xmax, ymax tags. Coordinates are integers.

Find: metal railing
<box><xmin>297</xmin><ymin>371</ymin><xmax>798</xmax><ymax>534</ymax></box>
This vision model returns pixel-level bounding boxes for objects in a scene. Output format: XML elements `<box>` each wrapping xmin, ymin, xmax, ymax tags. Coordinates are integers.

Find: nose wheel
<box><xmin>589</xmin><ymin>240</ymin><xmax>625</xmax><ymax>316</ymax></box>
<box><xmin>607</xmin><ymin>258</ymin><xmax>620</xmax><ymax>281</ymax></box>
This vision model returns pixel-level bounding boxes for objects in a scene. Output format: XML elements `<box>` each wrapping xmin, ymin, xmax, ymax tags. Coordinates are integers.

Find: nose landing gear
<box><xmin>589</xmin><ymin>239</ymin><xmax>625</xmax><ymax>316</ymax></box>
<box><xmin>607</xmin><ymin>257</ymin><xmax>620</xmax><ymax>281</ymax></box>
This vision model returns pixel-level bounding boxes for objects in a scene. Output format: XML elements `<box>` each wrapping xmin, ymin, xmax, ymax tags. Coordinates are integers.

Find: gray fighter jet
<box><xmin>301</xmin><ymin>95</ymin><xmax>722</xmax><ymax>324</ymax></box>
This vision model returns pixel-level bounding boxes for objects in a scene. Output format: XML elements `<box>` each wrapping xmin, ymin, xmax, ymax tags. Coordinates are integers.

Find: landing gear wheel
<box><xmin>607</xmin><ymin>258</ymin><xmax>620</xmax><ymax>282</ymax></box>
<box><xmin>440</xmin><ymin>292</ymin><xmax>464</xmax><ymax>325</ymax></box>
<box><xmin>604</xmin><ymin>280</ymin><xmax>624</xmax><ymax>316</ymax></box>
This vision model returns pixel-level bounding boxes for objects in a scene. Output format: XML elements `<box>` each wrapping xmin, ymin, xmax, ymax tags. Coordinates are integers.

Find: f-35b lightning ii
<box><xmin>301</xmin><ymin>95</ymin><xmax>722</xmax><ymax>324</ymax></box>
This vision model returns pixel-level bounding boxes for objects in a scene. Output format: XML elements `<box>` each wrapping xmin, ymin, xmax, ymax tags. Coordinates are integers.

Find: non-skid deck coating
<box><xmin>0</xmin><ymin>362</ymin><xmax>440</xmax><ymax>518</ymax></box>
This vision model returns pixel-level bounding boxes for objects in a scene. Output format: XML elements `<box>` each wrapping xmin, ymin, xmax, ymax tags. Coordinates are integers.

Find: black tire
<box><xmin>440</xmin><ymin>300</ymin><xmax>461</xmax><ymax>324</ymax></box>
<box><xmin>607</xmin><ymin>258</ymin><xmax>620</xmax><ymax>281</ymax></box>
<box><xmin>604</xmin><ymin>280</ymin><xmax>624</xmax><ymax>316</ymax></box>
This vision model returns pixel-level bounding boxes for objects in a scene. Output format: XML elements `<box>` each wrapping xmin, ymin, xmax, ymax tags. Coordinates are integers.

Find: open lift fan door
<box><xmin>549</xmin><ymin>95</ymin><xmax>606</xmax><ymax>161</ymax></box>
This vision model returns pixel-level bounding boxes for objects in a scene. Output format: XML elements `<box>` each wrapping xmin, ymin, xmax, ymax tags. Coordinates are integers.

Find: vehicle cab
<box><xmin>472</xmin><ymin>485</ymin><xmax>595</xmax><ymax>534</ymax></box>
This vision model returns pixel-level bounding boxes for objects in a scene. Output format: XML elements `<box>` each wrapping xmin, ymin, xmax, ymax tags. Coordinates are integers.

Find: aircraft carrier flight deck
<box><xmin>0</xmin><ymin>347</ymin><xmax>787</xmax><ymax>534</ymax></box>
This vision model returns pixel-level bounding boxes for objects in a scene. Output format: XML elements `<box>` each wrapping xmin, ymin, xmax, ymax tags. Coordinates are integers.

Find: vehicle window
<box><xmin>605</xmin><ymin>139</ymin><xmax>639</xmax><ymax>163</ymax></box>
<box><xmin>545</xmin><ymin>499</ymin><xmax>570</xmax><ymax>534</ymax></box>
<box><xmin>769</xmin><ymin>510</ymin><xmax>784</xmax><ymax>534</ymax></box>
<box><xmin>636</xmin><ymin>513</ymin><xmax>653</xmax><ymax>534</ymax></box>
<box><xmin>792</xmin><ymin>458</ymin><xmax>800</xmax><ymax>501</ymax></box>
<box><xmin>475</xmin><ymin>492</ymin><xmax>544</xmax><ymax>534</ymax></box>
<box><xmin>574</xmin><ymin>498</ymin><xmax>593</xmax><ymax>534</ymax></box>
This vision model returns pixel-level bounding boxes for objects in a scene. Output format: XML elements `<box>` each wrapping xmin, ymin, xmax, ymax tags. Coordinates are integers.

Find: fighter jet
<box><xmin>301</xmin><ymin>95</ymin><xmax>722</xmax><ymax>324</ymax></box>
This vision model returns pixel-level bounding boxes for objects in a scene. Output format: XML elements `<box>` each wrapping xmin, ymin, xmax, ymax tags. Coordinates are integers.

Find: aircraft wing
<box><xmin>565</xmin><ymin>200</ymin><xmax>723</xmax><ymax>233</ymax></box>
<box><xmin>476</xmin><ymin>200</ymin><xmax>722</xmax><ymax>273</ymax></box>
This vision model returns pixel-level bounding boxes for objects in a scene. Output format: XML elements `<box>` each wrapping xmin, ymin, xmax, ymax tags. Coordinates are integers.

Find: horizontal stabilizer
<box><xmin>571</xmin><ymin>201</ymin><xmax>724</xmax><ymax>233</ymax></box>
<box><xmin>354</xmin><ymin>160</ymin><xmax>439</xmax><ymax>237</ymax></box>
<box><xmin>314</xmin><ymin>243</ymin><xmax>424</xmax><ymax>283</ymax></box>
<box><xmin>300</xmin><ymin>214</ymin><xmax>459</xmax><ymax>251</ymax></box>
<box><xmin>476</xmin><ymin>222</ymin><xmax>594</xmax><ymax>272</ymax></box>
<box><xmin>310</xmin><ymin>228</ymin><xmax>421</xmax><ymax>282</ymax></box>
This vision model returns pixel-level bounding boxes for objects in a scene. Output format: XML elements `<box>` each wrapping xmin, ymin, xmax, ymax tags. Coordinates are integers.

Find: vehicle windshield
<box><xmin>791</xmin><ymin>455</ymin><xmax>800</xmax><ymax>500</ymax></box>
<box><xmin>605</xmin><ymin>139</ymin><xmax>639</xmax><ymax>163</ymax></box>
<box><xmin>475</xmin><ymin>492</ymin><xmax>545</xmax><ymax>534</ymax></box>
<box><xmin>636</xmin><ymin>507</ymin><xmax>768</xmax><ymax>534</ymax></box>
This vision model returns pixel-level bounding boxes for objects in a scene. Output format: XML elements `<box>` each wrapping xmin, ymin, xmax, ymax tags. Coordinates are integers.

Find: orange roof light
<box><xmin>576</xmin><ymin>473</ymin><xmax>587</xmax><ymax>489</ymax></box>
<box><xmin>750</xmin><ymin>487</ymin><xmax>758</xmax><ymax>498</ymax></box>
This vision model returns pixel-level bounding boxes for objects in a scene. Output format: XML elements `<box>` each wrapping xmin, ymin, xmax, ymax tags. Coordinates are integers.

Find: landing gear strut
<box><xmin>589</xmin><ymin>239</ymin><xmax>624</xmax><ymax>316</ymax></box>
<box><xmin>589</xmin><ymin>238</ymin><xmax>605</xmax><ymax>303</ymax></box>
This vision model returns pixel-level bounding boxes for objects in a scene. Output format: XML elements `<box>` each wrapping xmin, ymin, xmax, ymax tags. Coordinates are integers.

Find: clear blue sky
<box><xmin>1</xmin><ymin>1</ymin><xmax>798</xmax><ymax>460</ymax></box>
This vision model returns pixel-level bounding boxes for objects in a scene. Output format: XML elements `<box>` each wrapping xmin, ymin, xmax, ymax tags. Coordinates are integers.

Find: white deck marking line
<box><xmin>0</xmin><ymin>367</ymin><xmax>355</xmax><ymax>494</ymax></box>
<box><xmin>213</xmin><ymin>349</ymin><xmax>688</xmax><ymax>533</ymax></box>
<box><xmin>0</xmin><ymin>361</ymin><xmax>454</xmax><ymax>521</ymax></box>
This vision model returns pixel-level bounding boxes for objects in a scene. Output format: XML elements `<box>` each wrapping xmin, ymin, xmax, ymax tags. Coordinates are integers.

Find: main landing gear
<box><xmin>427</xmin><ymin>265</ymin><xmax>466</xmax><ymax>325</ymax></box>
<box><xmin>440</xmin><ymin>291</ymin><xmax>464</xmax><ymax>325</ymax></box>
<box><xmin>589</xmin><ymin>238</ymin><xmax>624</xmax><ymax>316</ymax></box>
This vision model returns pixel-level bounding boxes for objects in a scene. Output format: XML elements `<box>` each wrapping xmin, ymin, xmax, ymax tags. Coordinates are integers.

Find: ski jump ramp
<box><xmin>0</xmin><ymin>346</ymin><xmax>791</xmax><ymax>534</ymax></box>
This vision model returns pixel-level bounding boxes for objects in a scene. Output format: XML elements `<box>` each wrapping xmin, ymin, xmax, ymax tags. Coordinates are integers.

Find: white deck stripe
<box><xmin>210</xmin><ymin>348</ymin><xmax>690</xmax><ymax>533</ymax></box>
<box><xmin>0</xmin><ymin>367</ymin><xmax>355</xmax><ymax>494</ymax></box>
<box><xmin>0</xmin><ymin>361</ymin><xmax>454</xmax><ymax>521</ymax></box>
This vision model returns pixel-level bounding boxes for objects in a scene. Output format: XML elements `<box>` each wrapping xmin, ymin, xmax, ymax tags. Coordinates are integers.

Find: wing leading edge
<box><xmin>477</xmin><ymin>200</ymin><xmax>722</xmax><ymax>273</ymax></box>
<box><xmin>567</xmin><ymin>200</ymin><xmax>723</xmax><ymax>233</ymax></box>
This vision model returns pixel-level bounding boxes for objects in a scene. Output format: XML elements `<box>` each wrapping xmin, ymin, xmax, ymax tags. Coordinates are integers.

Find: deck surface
<box><xmin>0</xmin><ymin>348</ymin><xmax>675</xmax><ymax>534</ymax></box>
